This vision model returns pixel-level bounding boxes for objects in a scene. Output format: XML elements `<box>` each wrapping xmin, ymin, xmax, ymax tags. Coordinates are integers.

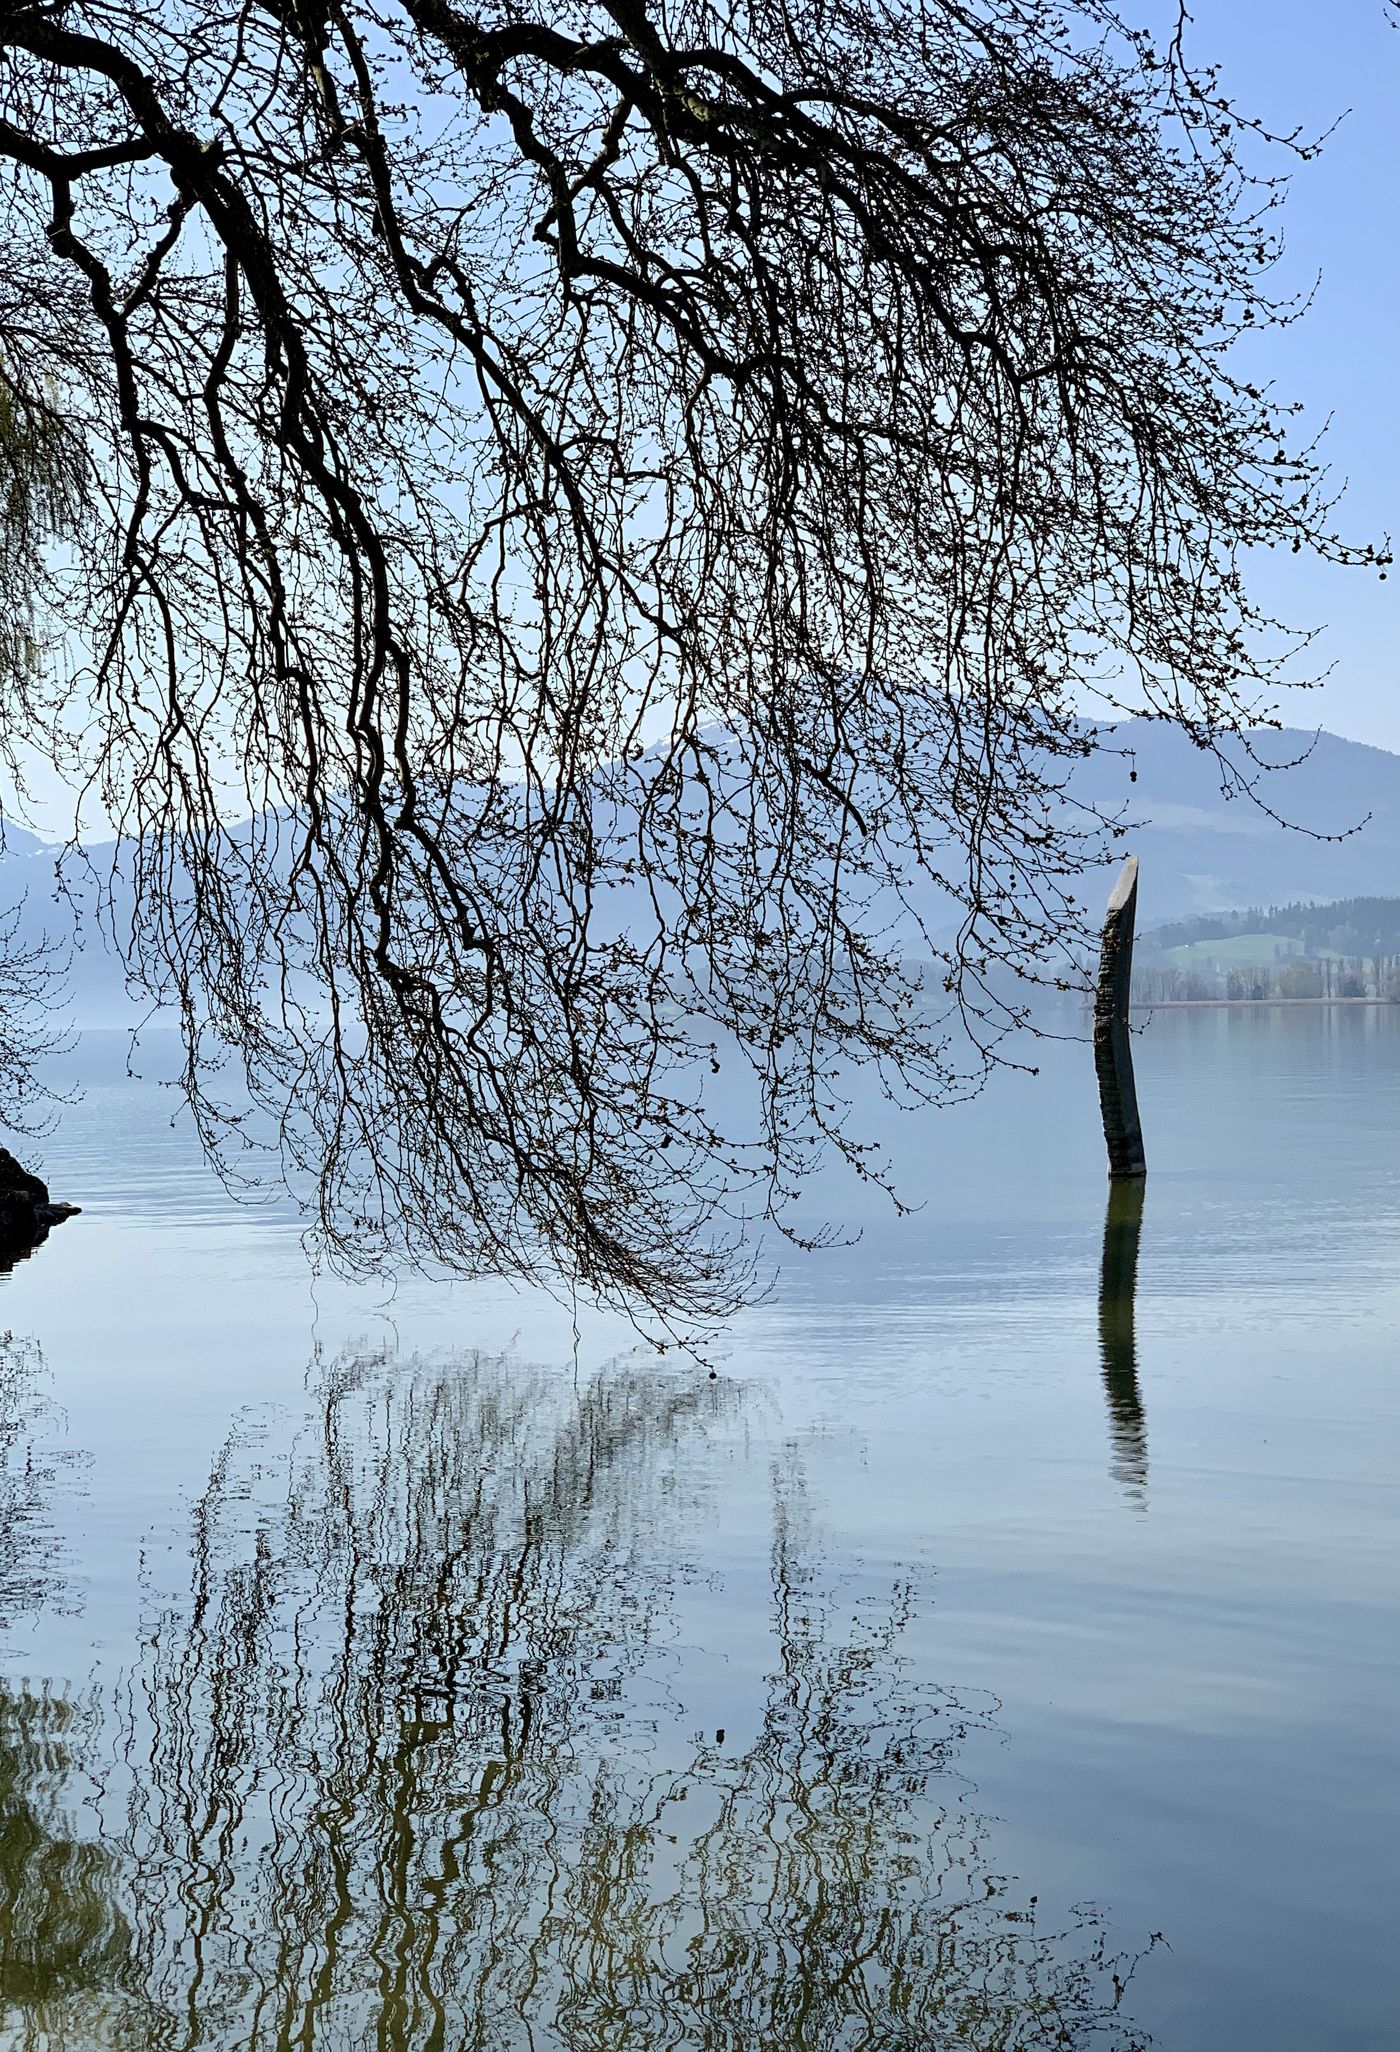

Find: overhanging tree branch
<box><xmin>0</xmin><ymin>0</ymin><xmax>1382</xmax><ymax>1322</ymax></box>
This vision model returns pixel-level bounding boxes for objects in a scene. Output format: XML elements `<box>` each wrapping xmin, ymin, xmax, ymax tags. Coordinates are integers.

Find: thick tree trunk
<box><xmin>1093</xmin><ymin>856</ymin><xmax>1146</xmax><ymax>1179</ymax></box>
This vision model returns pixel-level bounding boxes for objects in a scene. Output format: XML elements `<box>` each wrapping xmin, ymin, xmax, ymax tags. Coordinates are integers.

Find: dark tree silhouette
<box><xmin>0</xmin><ymin>377</ymin><xmax>78</xmax><ymax>1141</ymax></box>
<box><xmin>0</xmin><ymin>0</ymin><xmax>1379</xmax><ymax>1316</ymax></box>
<box><xmin>0</xmin><ymin>362</ymin><xmax>82</xmax><ymax>723</ymax></box>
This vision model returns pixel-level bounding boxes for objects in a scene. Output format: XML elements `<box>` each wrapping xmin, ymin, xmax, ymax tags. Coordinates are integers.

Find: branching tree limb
<box><xmin>0</xmin><ymin>0</ymin><xmax>1381</xmax><ymax>1319</ymax></box>
<box><xmin>0</xmin><ymin>360</ymin><xmax>81</xmax><ymax>1136</ymax></box>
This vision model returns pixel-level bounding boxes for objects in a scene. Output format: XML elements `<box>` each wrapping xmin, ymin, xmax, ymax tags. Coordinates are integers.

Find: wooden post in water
<box><xmin>1093</xmin><ymin>855</ymin><xmax>1146</xmax><ymax>1179</ymax></box>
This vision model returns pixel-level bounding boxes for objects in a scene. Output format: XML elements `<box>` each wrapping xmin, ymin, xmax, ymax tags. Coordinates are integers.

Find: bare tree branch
<box><xmin>0</xmin><ymin>0</ymin><xmax>1382</xmax><ymax>1321</ymax></box>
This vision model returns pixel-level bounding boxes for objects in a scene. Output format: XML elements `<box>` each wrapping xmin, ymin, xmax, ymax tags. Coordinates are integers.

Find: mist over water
<box><xmin>0</xmin><ymin>1008</ymin><xmax>1394</xmax><ymax>2049</ymax></box>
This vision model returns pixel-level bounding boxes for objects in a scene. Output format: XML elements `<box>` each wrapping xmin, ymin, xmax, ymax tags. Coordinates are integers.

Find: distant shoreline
<box><xmin>1132</xmin><ymin>995</ymin><xmax>1397</xmax><ymax>1010</ymax></box>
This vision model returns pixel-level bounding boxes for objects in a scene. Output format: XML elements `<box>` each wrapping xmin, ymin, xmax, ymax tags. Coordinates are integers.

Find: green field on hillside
<box><xmin>1162</xmin><ymin>933</ymin><xmax>1304</xmax><ymax>969</ymax></box>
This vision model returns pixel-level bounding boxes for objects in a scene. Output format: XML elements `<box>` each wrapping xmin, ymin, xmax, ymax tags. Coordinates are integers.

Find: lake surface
<box><xmin>0</xmin><ymin>1006</ymin><xmax>1394</xmax><ymax>2049</ymax></box>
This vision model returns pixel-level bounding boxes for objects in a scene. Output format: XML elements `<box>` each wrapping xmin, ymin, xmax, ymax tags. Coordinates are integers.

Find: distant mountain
<box><xmin>0</xmin><ymin>821</ymin><xmax>135</xmax><ymax>1027</ymax></box>
<box><xmin>5</xmin><ymin>716</ymin><xmax>1400</xmax><ymax>1026</ymax></box>
<box><xmin>1068</xmin><ymin>720</ymin><xmax>1400</xmax><ymax>924</ymax></box>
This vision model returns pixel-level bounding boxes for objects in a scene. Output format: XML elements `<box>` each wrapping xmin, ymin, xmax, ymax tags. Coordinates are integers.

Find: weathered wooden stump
<box><xmin>1093</xmin><ymin>855</ymin><xmax>1146</xmax><ymax>1179</ymax></box>
<box><xmin>1098</xmin><ymin>1179</ymin><xmax>1148</xmax><ymax>1502</ymax></box>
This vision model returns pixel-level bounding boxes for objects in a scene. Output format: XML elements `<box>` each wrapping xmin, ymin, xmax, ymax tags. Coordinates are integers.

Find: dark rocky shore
<box><xmin>0</xmin><ymin>1148</ymin><xmax>80</xmax><ymax>1265</ymax></box>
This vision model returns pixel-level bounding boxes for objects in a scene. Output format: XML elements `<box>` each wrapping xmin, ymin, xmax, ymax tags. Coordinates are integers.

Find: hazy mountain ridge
<box><xmin>6</xmin><ymin>717</ymin><xmax>1400</xmax><ymax>1025</ymax></box>
<box><xmin>1070</xmin><ymin>720</ymin><xmax>1400</xmax><ymax>923</ymax></box>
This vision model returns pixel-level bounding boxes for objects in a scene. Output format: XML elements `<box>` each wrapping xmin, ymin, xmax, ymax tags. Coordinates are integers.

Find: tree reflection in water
<box><xmin>0</xmin><ymin>1332</ymin><xmax>83</xmax><ymax>1637</ymax></box>
<box><xmin>0</xmin><ymin>1689</ymin><xmax>130</xmax><ymax>2037</ymax></box>
<box><xmin>0</xmin><ymin>1344</ymin><xmax>1156</xmax><ymax>2049</ymax></box>
<box><xmin>0</xmin><ymin>1334</ymin><xmax>129</xmax><ymax>2047</ymax></box>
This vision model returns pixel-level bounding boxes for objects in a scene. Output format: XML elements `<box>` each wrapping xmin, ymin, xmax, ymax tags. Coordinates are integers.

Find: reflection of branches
<box><xmin>114</xmin><ymin>1345</ymin><xmax>735</xmax><ymax>2049</ymax></box>
<box><xmin>547</xmin><ymin>1457</ymin><xmax>1153</xmax><ymax>2051</ymax></box>
<box><xmin>0</xmin><ymin>1345</ymin><xmax>1155</xmax><ymax>2047</ymax></box>
<box><xmin>0</xmin><ymin>1350</ymin><xmax>118</xmax><ymax>2047</ymax></box>
<box><xmin>0</xmin><ymin>1689</ymin><xmax>131</xmax><ymax>2047</ymax></box>
<box><xmin>0</xmin><ymin>1333</ymin><xmax>82</xmax><ymax>1631</ymax></box>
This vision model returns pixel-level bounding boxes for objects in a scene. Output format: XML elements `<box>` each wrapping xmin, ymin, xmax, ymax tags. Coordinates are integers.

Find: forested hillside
<box><xmin>1133</xmin><ymin>896</ymin><xmax>1400</xmax><ymax>1002</ymax></box>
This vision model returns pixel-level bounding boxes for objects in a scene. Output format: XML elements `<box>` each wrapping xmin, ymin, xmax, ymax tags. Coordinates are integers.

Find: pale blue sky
<box><xmin>1174</xmin><ymin>0</ymin><xmax>1400</xmax><ymax>747</ymax></box>
<box><xmin>16</xmin><ymin>0</ymin><xmax>1400</xmax><ymax>845</ymax></box>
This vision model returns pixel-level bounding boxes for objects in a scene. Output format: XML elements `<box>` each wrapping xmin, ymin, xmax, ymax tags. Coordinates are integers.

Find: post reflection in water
<box><xmin>0</xmin><ymin>1343</ymin><xmax>1157</xmax><ymax>2050</ymax></box>
<box><xmin>1098</xmin><ymin>1182</ymin><xmax>1149</xmax><ymax>1506</ymax></box>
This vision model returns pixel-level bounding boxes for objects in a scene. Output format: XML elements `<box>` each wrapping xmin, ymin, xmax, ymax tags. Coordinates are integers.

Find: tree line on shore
<box><xmin>1132</xmin><ymin>896</ymin><xmax>1400</xmax><ymax>1004</ymax></box>
<box><xmin>1133</xmin><ymin>955</ymin><xmax>1400</xmax><ymax>1004</ymax></box>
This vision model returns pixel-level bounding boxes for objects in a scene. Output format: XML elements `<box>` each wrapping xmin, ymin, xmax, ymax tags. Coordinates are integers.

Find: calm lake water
<box><xmin>0</xmin><ymin>1007</ymin><xmax>1394</xmax><ymax>2049</ymax></box>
